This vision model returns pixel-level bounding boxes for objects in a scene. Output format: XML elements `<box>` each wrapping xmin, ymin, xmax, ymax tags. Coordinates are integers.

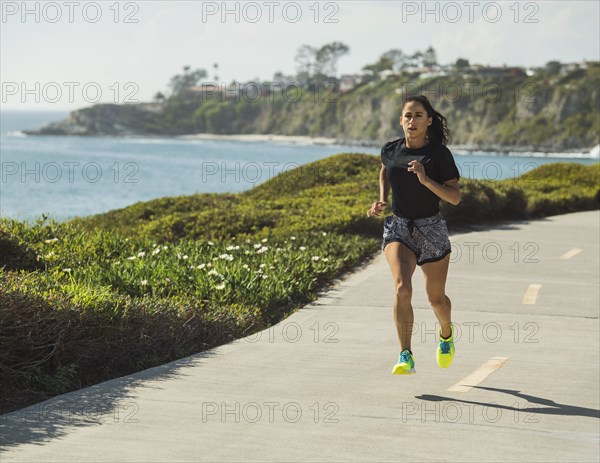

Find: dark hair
<box><xmin>402</xmin><ymin>95</ymin><xmax>451</xmax><ymax>146</ymax></box>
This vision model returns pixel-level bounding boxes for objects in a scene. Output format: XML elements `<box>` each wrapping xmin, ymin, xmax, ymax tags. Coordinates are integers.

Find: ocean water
<box><xmin>1</xmin><ymin>109</ymin><xmax>597</xmax><ymax>223</ymax></box>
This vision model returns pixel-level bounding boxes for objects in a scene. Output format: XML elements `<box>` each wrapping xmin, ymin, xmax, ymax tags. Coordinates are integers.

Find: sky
<box><xmin>1</xmin><ymin>0</ymin><xmax>599</xmax><ymax>110</ymax></box>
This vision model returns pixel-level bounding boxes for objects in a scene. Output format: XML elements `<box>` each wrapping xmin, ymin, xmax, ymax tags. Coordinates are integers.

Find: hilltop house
<box><xmin>339</xmin><ymin>74</ymin><xmax>369</xmax><ymax>94</ymax></box>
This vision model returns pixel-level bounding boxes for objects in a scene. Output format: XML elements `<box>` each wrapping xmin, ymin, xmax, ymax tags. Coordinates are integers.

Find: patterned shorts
<box><xmin>381</xmin><ymin>213</ymin><xmax>452</xmax><ymax>266</ymax></box>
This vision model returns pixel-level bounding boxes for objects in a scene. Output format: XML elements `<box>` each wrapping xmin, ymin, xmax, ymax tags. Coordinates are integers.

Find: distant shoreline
<box><xmin>4</xmin><ymin>128</ymin><xmax>598</xmax><ymax>158</ymax></box>
<box><xmin>177</xmin><ymin>133</ymin><xmax>599</xmax><ymax>158</ymax></box>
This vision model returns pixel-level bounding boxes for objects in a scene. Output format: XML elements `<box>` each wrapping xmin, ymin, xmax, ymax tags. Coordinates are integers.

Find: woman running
<box><xmin>367</xmin><ymin>94</ymin><xmax>461</xmax><ymax>375</ymax></box>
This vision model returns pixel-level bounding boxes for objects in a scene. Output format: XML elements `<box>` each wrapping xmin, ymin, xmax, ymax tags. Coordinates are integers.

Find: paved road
<box><xmin>1</xmin><ymin>211</ymin><xmax>599</xmax><ymax>462</ymax></box>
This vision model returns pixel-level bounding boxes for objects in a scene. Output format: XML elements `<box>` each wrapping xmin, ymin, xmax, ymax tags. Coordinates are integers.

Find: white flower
<box><xmin>299</xmin><ymin>246</ymin><xmax>306</xmax><ymax>251</ymax></box>
<box><xmin>165</xmin><ymin>277</ymin><xmax>171</xmax><ymax>282</ymax></box>
<box><xmin>242</xmin><ymin>264</ymin><xmax>249</xmax><ymax>269</ymax></box>
<box><xmin>197</xmin><ymin>263</ymin><xmax>206</xmax><ymax>269</ymax></box>
<box><xmin>127</xmin><ymin>256</ymin><xmax>136</xmax><ymax>260</ymax></box>
<box><xmin>244</xmin><ymin>250</ymin><xmax>250</xmax><ymax>255</ymax></box>
<box><xmin>215</xmin><ymin>283</ymin><xmax>226</xmax><ymax>290</ymax></box>
<box><xmin>141</xmin><ymin>279</ymin><xmax>148</xmax><ymax>285</ymax></box>
<box><xmin>322</xmin><ymin>257</ymin><xmax>329</xmax><ymax>262</ymax></box>
<box><xmin>269</xmin><ymin>265</ymin><xmax>275</xmax><ymax>269</ymax></box>
<box><xmin>312</xmin><ymin>256</ymin><xmax>320</xmax><ymax>261</ymax></box>
<box><xmin>208</xmin><ymin>241</ymin><xmax>214</xmax><ymax>246</ymax></box>
<box><xmin>226</xmin><ymin>245</ymin><xmax>240</xmax><ymax>251</ymax></box>
<box><xmin>62</xmin><ymin>268</ymin><xmax>71</xmax><ymax>272</ymax></box>
<box><xmin>44</xmin><ymin>251</ymin><xmax>56</xmax><ymax>258</ymax></box>
<box><xmin>254</xmin><ymin>243</ymin><xmax>262</xmax><ymax>249</ymax></box>
<box><xmin>207</xmin><ymin>263</ymin><xmax>212</xmax><ymax>268</ymax></box>
<box><xmin>322</xmin><ymin>232</ymin><xmax>327</xmax><ymax>236</ymax></box>
<box><xmin>162</xmin><ymin>245</ymin><xmax>168</xmax><ymax>250</ymax></box>
<box><xmin>290</xmin><ymin>236</ymin><xmax>296</xmax><ymax>240</ymax></box>
<box><xmin>208</xmin><ymin>269</ymin><xmax>219</xmax><ymax>276</ymax></box>
<box><xmin>152</xmin><ymin>243</ymin><xmax>157</xmax><ymax>248</ymax></box>
<box><xmin>44</xmin><ymin>238</ymin><xmax>58</xmax><ymax>243</ymax></box>
<box><xmin>259</xmin><ymin>263</ymin><xmax>266</xmax><ymax>268</ymax></box>
<box><xmin>219</xmin><ymin>253</ymin><xmax>233</xmax><ymax>261</ymax></box>
<box><xmin>137</xmin><ymin>251</ymin><xmax>145</xmax><ymax>258</ymax></box>
<box><xmin>261</xmin><ymin>238</ymin><xmax>268</xmax><ymax>243</ymax></box>
<box><xmin>183</xmin><ymin>255</ymin><xmax>188</xmax><ymax>260</ymax></box>
<box><xmin>256</xmin><ymin>246</ymin><xmax>268</xmax><ymax>254</ymax></box>
<box><xmin>152</xmin><ymin>247</ymin><xmax>161</xmax><ymax>255</ymax></box>
<box><xmin>262</xmin><ymin>275</ymin><xmax>268</xmax><ymax>279</ymax></box>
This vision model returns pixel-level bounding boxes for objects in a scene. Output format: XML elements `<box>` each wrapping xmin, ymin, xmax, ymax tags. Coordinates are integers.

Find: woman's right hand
<box><xmin>367</xmin><ymin>201</ymin><xmax>387</xmax><ymax>218</ymax></box>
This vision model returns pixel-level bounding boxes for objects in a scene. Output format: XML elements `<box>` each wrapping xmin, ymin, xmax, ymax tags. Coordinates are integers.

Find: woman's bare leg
<box><xmin>421</xmin><ymin>254</ymin><xmax>452</xmax><ymax>338</ymax></box>
<box><xmin>384</xmin><ymin>242</ymin><xmax>418</xmax><ymax>351</ymax></box>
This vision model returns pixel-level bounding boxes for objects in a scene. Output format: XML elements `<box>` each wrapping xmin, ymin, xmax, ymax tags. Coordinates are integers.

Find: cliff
<box><xmin>24</xmin><ymin>64</ymin><xmax>600</xmax><ymax>151</ymax></box>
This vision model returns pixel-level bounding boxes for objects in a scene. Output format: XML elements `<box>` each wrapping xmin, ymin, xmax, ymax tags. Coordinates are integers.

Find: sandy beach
<box><xmin>177</xmin><ymin>133</ymin><xmax>340</xmax><ymax>146</ymax></box>
<box><xmin>176</xmin><ymin>133</ymin><xmax>599</xmax><ymax>158</ymax></box>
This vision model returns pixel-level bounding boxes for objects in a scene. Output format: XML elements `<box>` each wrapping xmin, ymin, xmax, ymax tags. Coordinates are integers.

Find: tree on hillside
<box><xmin>545</xmin><ymin>61</ymin><xmax>562</xmax><ymax>75</ymax></box>
<box><xmin>455</xmin><ymin>58</ymin><xmax>470</xmax><ymax>69</ymax></box>
<box><xmin>422</xmin><ymin>46</ymin><xmax>438</xmax><ymax>67</ymax></box>
<box><xmin>295</xmin><ymin>44</ymin><xmax>318</xmax><ymax>79</ymax></box>
<box><xmin>408</xmin><ymin>51</ymin><xmax>424</xmax><ymax>68</ymax></box>
<box><xmin>315</xmin><ymin>41</ymin><xmax>350</xmax><ymax>77</ymax></box>
<box><xmin>382</xmin><ymin>49</ymin><xmax>407</xmax><ymax>71</ymax></box>
<box><xmin>295</xmin><ymin>42</ymin><xmax>350</xmax><ymax>80</ymax></box>
<box><xmin>362</xmin><ymin>56</ymin><xmax>394</xmax><ymax>75</ymax></box>
<box><xmin>168</xmin><ymin>66</ymin><xmax>208</xmax><ymax>96</ymax></box>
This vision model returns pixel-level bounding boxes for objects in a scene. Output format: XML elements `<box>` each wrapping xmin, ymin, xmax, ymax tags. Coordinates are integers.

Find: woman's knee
<box><xmin>428</xmin><ymin>294</ymin><xmax>450</xmax><ymax>309</ymax></box>
<box><xmin>395</xmin><ymin>282</ymin><xmax>413</xmax><ymax>302</ymax></box>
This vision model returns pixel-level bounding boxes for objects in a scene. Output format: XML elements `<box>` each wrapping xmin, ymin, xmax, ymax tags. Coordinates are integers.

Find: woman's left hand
<box><xmin>407</xmin><ymin>160</ymin><xmax>429</xmax><ymax>184</ymax></box>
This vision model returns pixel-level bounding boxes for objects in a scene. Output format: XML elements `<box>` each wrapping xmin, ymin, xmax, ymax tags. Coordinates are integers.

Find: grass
<box><xmin>1</xmin><ymin>154</ymin><xmax>598</xmax><ymax>413</ymax></box>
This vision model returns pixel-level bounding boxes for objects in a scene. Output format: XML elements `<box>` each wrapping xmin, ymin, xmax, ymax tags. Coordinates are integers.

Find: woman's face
<box><xmin>400</xmin><ymin>101</ymin><xmax>432</xmax><ymax>139</ymax></box>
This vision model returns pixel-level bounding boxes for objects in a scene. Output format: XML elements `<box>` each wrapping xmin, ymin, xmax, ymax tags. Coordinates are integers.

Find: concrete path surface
<box><xmin>1</xmin><ymin>211</ymin><xmax>599</xmax><ymax>462</ymax></box>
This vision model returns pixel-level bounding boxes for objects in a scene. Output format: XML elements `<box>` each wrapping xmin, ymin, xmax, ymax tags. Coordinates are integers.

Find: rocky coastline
<box><xmin>20</xmin><ymin>99</ymin><xmax>600</xmax><ymax>157</ymax></box>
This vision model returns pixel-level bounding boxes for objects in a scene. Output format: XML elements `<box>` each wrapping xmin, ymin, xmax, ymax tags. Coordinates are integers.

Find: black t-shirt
<box><xmin>381</xmin><ymin>137</ymin><xmax>460</xmax><ymax>219</ymax></box>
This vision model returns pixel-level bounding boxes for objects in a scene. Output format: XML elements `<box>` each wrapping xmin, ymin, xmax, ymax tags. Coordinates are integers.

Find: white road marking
<box><xmin>447</xmin><ymin>357</ymin><xmax>509</xmax><ymax>392</ymax></box>
<box><xmin>560</xmin><ymin>248</ymin><xmax>583</xmax><ymax>259</ymax></box>
<box><xmin>522</xmin><ymin>284</ymin><xmax>542</xmax><ymax>305</ymax></box>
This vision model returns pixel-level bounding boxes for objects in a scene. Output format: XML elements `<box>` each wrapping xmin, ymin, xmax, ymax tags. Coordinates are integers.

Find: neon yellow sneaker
<box><xmin>392</xmin><ymin>349</ymin><xmax>416</xmax><ymax>375</ymax></box>
<box><xmin>436</xmin><ymin>324</ymin><xmax>455</xmax><ymax>368</ymax></box>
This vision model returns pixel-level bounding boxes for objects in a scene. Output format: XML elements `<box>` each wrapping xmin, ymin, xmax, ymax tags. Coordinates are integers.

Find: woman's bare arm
<box><xmin>423</xmin><ymin>177</ymin><xmax>461</xmax><ymax>205</ymax></box>
<box><xmin>380</xmin><ymin>164</ymin><xmax>390</xmax><ymax>203</ymax></box>
<box><xmin>407</xmin><ymin>160</ymin><xmax>461</xmax><ymax>206</ymax></box>
<box><xmin>367</xmin><ymin>164</ymin><xmax>389</xmax><ymax>217</ymax></box>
